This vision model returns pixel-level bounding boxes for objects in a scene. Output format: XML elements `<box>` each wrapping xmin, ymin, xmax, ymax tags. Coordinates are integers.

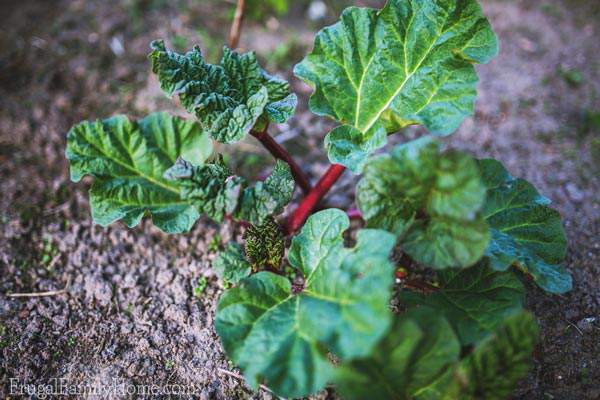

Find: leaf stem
<box><xmin>250</xmin><ymin>127</ymin><xmax>312</xmax><ymax>194</ymax></box>
<box><xmin>287</xmin><ymin>164</ymin><xmax>346</xmax><ymax>234</ymax></box>
<box><xmin>228</xmin><ymin>0</ymin><xmax>246</xmax><ymax>49</ymax></box>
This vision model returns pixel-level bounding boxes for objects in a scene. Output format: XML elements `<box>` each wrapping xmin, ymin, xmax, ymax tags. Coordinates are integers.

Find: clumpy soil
<box><xmin>1</xmin><ymin>0</ymin><xmax>599</xmax><ymax>399</ymax></box>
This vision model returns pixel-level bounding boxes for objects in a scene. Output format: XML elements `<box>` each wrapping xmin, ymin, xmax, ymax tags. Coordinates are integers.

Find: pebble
<box><xmin>565</xmin><ymin>183</ymin><xmax>585</xmax><ymax>202</ymax></box>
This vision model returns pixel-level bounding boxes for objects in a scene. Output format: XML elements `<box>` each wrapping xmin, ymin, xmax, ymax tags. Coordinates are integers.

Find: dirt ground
<box><xmin>1</xmin><ymin>0</ymin><xmax>599</xmax><ymax>399</ymax></box>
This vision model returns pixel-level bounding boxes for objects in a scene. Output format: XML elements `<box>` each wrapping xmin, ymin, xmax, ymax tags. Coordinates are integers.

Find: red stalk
<box><xmin>287</xmin><ymin>164</ymin><xmax>346</xmax><ymax>234</ymax></box>
<box><xmin>250</xmin><ymin>129</ymin><xmax>312</xmax><ymax>194</ymax></box>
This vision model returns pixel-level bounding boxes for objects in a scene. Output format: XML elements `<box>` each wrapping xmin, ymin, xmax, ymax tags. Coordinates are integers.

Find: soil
<box><xmin>1</xmin><ymin>0</ymin><xmax>599</xmax><ymax>399</ymax></box>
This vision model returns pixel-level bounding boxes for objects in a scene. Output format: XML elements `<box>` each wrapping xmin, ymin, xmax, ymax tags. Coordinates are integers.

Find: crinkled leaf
<box><xmin>479</xmin><ymin>159</ymin><xmax>571</xmax><ymax>294</ymax></box>
<box><xmin>295</xmin><ymin>0</ymin><xmax>498</xmax><ymax>172</ymax></box>
<box><xmin>215</xmin><ymin>209</ymin><xmax>396</xmax><ymax>398</ymax></box>
<box><xmin>66</xmin><ymin>112</ymin><xmax>212</xmax><ymax>233</ymax></box>
<box><xmin>150</xmin><ymin>40</ymin><xmax>297</xmax><ymax>143</ymax></box>
<box><xmin>400</xmin><ymin>259</ymin><xmax>524</xmax><ymax>345</ymax></box>
<box><xmin>334</xmin><ymin>307</ymin><xmax>460</xmax><ymax>400</ymax></box>
<box><xmin>164</xmin><ymin>157</ymin><xmax>244</xmax><ymax>222</ymax></box>
<box><xmin>166</xmin><ymin>159</ymin><xmax>294</xmax><ymax>226</ymax></box>
<box><xmin>234</xmin><ymin>160</ymin><xmax>295</xmax><ymax>225</ymax></box>
<box><xmin>213</xmin><ymin>243</ymin><xmax>252</xmax><ymax>285</ymax></box>
<box><xmin>357</xmin><ymin>138</ymin><xmax>489</xmax><ymax>269</ymax></box>
<box><xmin>243</xmin><ymin>217</ymin><xmax>285</xmax><ymax>271</ymax></box>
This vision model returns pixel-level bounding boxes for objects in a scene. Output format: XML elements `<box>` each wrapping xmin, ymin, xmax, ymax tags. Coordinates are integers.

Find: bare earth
<box><xmin>1</xmin><ymin>0</ymin><xmax>599</xmax><ymax>399</ymax></box>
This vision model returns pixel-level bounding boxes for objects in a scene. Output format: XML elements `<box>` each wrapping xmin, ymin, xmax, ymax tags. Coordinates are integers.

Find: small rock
<box><xmin>308</xmin><ymin>1</ymin><xmax>327</xmax><ymax>21</ymax></box>
<box><xmin>565</xmin><ymin>182</ymin><xmax>584</xmax><ymax>202</ymax></box>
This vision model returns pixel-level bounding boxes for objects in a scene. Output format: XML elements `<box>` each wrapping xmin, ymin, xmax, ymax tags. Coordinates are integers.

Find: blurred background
<box><xmin>1</xmin><ymin>0</ymin><xmax>599</xmax><ymax>399</ymax></box>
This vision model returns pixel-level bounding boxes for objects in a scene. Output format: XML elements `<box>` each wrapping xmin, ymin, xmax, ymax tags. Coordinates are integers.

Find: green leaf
<box><xmin>235</xmin><ymin>160</ymin><xmax>295</xmax><ymax>225</ymax></box>
<box><xmin>213</xmin><ymin>243</ymin><xmax>252</xmax><ymax>285</ymax></box>
<box><xmin>166</xmin><ymin>159</ymin><xmax>294</xmax><ymax>226</ymax></box>
<box><xmin>478</xmin><ymin>159</ymin><xmax>571</xmax><ymax>294</ymax></box>
<box><xmin>357</xmin><ymin>138</ymin><xmax>489</xmax><ymax>269</ymax></box>
<box><xmin>400</xmin><ymin>259</ymin><xmax>525</xmax><ymax>345</ymax></box>
<box><xmin>164</xmin><ymin>157</ymin><xmax>244</xmax><ymax>223</ymax></box>
<box><xmin>334</xmin><ymin>307</ymin><xmax>460</xmax><ymax>400</ymax></box>
<box><xmin>295</xmin><ymin>0</ymin><xmax>498</xmax><ymax>172</ymax></box>
<box><xmin>454</xmin><ymin>311</ymin><xmax>539</xmax><ymax>400</ymax></box>
<box><xmin>150</xmin><ymin>40</ymin><xmax>297</xmax><ymax>143</ymax></box>
<box><xmin>215</xmin><ymin>209</ymin><xmax>396</xmax><ymax>398</ymax></box>
<box><xmin>243</xmin><ymin>217</ymin><xmax>285</xmax><ymax>271</ymax></box>
<box><xmin>66</xmin><ymin>112</ymin><xmax>212</xmax><ymax>233</ymax></box>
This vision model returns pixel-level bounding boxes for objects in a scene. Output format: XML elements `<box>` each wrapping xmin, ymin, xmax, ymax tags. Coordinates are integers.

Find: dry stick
<box><xmin>250</xmin><ymin>126</ymin><xmax>312</xmax><ymax>194</ymax></box>
<box><xmin>6</xmin><ymin>277</ymin><xmax>71</xmax><ymax>298</ymax></box>
<box><xmin>228</xmin><ymin>0</ymin><xmax>246</xmax><ymax>49</ymax></box>
<box><xmin>287</xmin><ymin>164</ymin><xmax>347</xmax><ymax>234</ymax></box>
<box><xmin>218</xmin><ymin>368</ymin><xmax>279</xmax><ymax>397</ymax></box>
<box><xmin>403</xmin><ymin>279</ymin><xmax>439</xmax><ymax>293</ymax></box>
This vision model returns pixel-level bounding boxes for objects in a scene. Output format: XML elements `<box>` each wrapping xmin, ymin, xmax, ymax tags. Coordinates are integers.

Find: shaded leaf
<box><xmin>400</xmin><ymin>259</ymin><xmax>525</xmax><ymax>345</ymax></box>
<box><xmin>334</xmin><ymin>307</ymin><xmax>460</xmax><ymax>400</ymax></box>
<box><xmin>215</xmin><ymin>209</ymin><xmax>396</xmax><ymax>398</ymax></box>
<box><xmin>66</xmin><ymin>112</ymin><xmax>212</xmax><ymax>233</ymax></box>
<box><xmin>478</xmin><ymin>159</ymin><xmax>571</xmax><ymax>293</ymax></box>
<box><xmin>150</xmin><ymin>40</ymin><xmax>297</xmax><ymax>143</ymax></box>
<box><xmin>295</xmin><ymin>0</ymin><xmax>498</xmax><ymax>171</ymax></box>
<box><xmin>213</xmin><ymin>243</ymin><xmax>252</xmax><ymax>285</ymax></box>
<box><xmin>357</xmin><ymin>138</ymin><xmax>489</xmax><ymax>269</ymax></box>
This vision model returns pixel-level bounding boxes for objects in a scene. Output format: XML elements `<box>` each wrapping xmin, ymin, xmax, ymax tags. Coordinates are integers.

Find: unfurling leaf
<box><xmin>213</xmin><ymin>243</ymin><xmax>252</xmax><ymax>285</ymax></box>
<box><xmin>150</xmin><ymin>40</ymin><xmax>297</xmax><ymax>143</ymax></box>
<box><xmin>295</xmin><ymin>0</ymin><xmax>498</xmax><ymax>172</ymax></box>
<box><xmin>215</xmin><ymin>209</ymin><xmax>396</xmax><ymax>398</ymax></box>
<box><xmin>66</xmin><ymin>112</ymin><xmax>212</xmax><ymax>233</ymax></box>
<box><xmin>400</xmin><ymin>259</ymin><xmax>525</xmax><ymax>345</ymax></box>
<box><xmin>357</xmin><ymin>139</ymin><xmax>489</xmax><ymax>269</ymax></box>
<box><xmin>235</xmin><ymin>160</ymin><xmax>295</xmax><ymax>225</ymax></box>
<box><xmin>334</xmin><ymin>307</ymin><xmax>460</xmax><ymax>400</ymax></box>
<box><xmin>165</xmin><ymin>159</ymin><xmax>294</xmax><ymax>226</ymax></box>
<box><xmin>243</xmin><ymin>217</ymin><xmax>285</xmax><ymax>271</ymax></box>
<box><xmin>478</xmin><ymin>159</ymin><xmax>571</xmax><ymax>294</ymax></box>
<box><xmin>164</xmin><ymin>157</ymin><xmax>244</xmax><ymax>223</ymax></box>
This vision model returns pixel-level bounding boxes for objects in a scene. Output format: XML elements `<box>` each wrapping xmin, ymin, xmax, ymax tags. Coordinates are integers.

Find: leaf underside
<box><xmin>150</xmin><ymin>40</ymin><xmax>297</xmax><ymax>143</ymax></box>
<box><xmin>295</xmin><ymin>0</ymin><xmax>498</xmax><ymax>172</ymax></box>
<box><xmin>478</xmin><ymin>159</ymin><xmax>571</xmax><ymax>293</ymax></box>
<box><xmin>357</xmin><ymin>138</ymin><xmax>489</xmax><ymax>269</ymax></box>
<box><xmin>215</xmin><ymin>209</ymin><xmax>396</xmax><ymax>398</ymax></box>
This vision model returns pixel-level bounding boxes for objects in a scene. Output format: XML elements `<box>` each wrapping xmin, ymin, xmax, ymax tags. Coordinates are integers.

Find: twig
<box><xmin>218</xmin><ymin>368</ymin><xmax>280</xmax><ymax>397</ymax></box>
<box><xmin>251</xmin><ymin>126</ymin><xmax>312</xmax><ymax>194</ymax></box>
<box><xmin>287</xmin><ymin>164</ymin><xmax>346</xmax><ymax>234</ymax></box>
<box><xmin>228</xmin><ymin>0</ymin><xmax>246</xmax><ymax>49</ymax></box>
<box><xmin>6</xmin><ymin>277</ymin><xmax>71</xmax><ymax>298</ymax></box>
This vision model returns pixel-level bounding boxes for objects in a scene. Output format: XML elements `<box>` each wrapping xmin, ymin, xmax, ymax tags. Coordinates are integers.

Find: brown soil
<box><xmin>1</xmin><ymin>0</ymin><xmax>599</xmax><ymax>399</ymax></box>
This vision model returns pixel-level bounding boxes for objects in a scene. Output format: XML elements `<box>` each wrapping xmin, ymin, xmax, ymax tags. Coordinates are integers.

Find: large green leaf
<box><xmin>334</xmin><ymin>307</ymin><xmax>461</xmax><ymax>400</ymax></box>
<box><xmin>295</xmin><ymin>0</ymin><xmax>498</xmax><ymax>172</ymax></box>
<box><xmin>357</xmin><ymin>139</ymin><xmax>489</xmax><ymax>269</ymax></box>
<box><xmin>215</xmin><ymin>209</ymin><xmax>396</xmax><ymax>398</ymax></box>
<box><xmin>478</xmin><ymin>159</ymin><xmax>571</xmax><ymax>294</ymax></box>
<box><xmin>400</xmin><ymin>260</ymin><xmax>524</xmax><ymax>345</ymax></box>
<box><xmin>150</xmin><ymin>40</ymin><xmax>297</xmax><ymax>143</ymax></box>
<box><xmin>165</xmin><ymin>158</ymin><xmax>294</xmax><ymax>226</ymax></box>
<box><xmin>66</xmin><ymin>112</ymin><xmax>212</xmax><ymax>233</ymax></box>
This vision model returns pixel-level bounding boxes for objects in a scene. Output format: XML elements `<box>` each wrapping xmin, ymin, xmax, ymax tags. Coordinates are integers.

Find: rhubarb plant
<box><xmin>65</xmin><ymin>0</ymin><xmax>572</xmax><ymax>398</ymax></box>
